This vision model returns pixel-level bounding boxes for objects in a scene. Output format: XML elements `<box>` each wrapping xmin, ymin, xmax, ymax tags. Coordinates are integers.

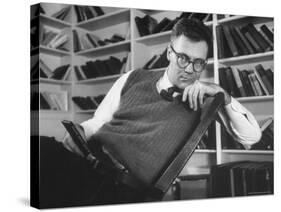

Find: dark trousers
<box><xmin>39</xmin><ymin>137</ymin><xmax>146</xmax><ymax>208</ymax></box>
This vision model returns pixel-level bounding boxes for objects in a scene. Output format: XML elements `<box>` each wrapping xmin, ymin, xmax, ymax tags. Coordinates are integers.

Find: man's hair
<box><xmin>171</xmin><ymin>18</ymin><xmax>213</xmax><ymax>55</ymax></box>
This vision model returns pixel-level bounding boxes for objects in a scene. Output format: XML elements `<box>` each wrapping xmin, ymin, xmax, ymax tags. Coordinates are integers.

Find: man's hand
<box><xmin>62</xmin><ymin>124</ymin><xmax>86</xmax><ymax>157</ymax></box>
<box><xmin>182</xmin><ymin>80</ymin><xmax>231</xmax><ymax>111</ymax></box>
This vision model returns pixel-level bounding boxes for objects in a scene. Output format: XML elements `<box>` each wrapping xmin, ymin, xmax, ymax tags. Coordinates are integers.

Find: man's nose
<box><xmin>184</xmin><ymin>63</ymin><xmax>194</xmax><ymax>74</ymax></box>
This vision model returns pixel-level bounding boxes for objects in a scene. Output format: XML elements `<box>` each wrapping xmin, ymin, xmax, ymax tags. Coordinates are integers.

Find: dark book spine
<box><xmin>265</xmin><ymin>69</ymin><xmax>274</xmax><ymax>87</ymax></box>
<box><xmin>225</xmin><ymin>67</ymin><xmax>240</xmax><ymax>97</ymax></box>
<box><xmin>246</xmin><ymin>23</ymin><xmax>272</xmax><ymax>52</ymax></box>
<box><xmin>219</xmin><ymin>67</ymin><xmax>231</xmax><ymax>94</ymax></box>
<box><xmin>255</xmin><ymin>64</ymin><xmax>273</xmax><ymax>94</ymax></box>
<box><xmin>234</xmin><ymin>26</ymin><xmax>255</xmax><ymax>55</ymax></box>
<box><xmin>229</xmin><ymin>26</ymin><xmax>249</xmax><ymax>55</ymax></box>
<box><xmin>74</xmin><ymin>5</ymin><xmax>83</xmax><ymax>23</ymax></box>
<box><xmin>222</xmin><ymin>25</ymin><xmax>239</xmax><ymax>57</ymax></box>
<box><xmin>241</xmin><ymin>26</ymin><xmax>262</xmax><ymax>53</ymax></box>
<box><xmin>216</xmin><ymin>25</ymin><xmax>225</xmax><ymax>59</ymax></box>
<box><xmin>93</xmin><ymin>6</ymin><xmax>104</xmax><ymax>16</ymax></box>
<box><xmin>260</xmin><ymin>24</ymin><xmax>273</xmax><ymax>43</ymax></box>
<box><xmin>240</xmin><ymin>70</ymin><xmax>255</xmax><ymax>97</ymax></box>
<box><xmin>72</xmin><ymin>30</ymin><xmax>81</xmax><ymax>52</ymax></box>
<box><xmin>152</xmin><ymin>18</ymin><xmax>171</xmax><ymax>34</ymax></box>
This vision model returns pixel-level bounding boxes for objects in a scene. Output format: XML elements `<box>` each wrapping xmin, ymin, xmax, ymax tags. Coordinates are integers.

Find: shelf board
<box><xmin>219</xmin><ymin>51</ymin><xmax>273</xmax><ymax>65</ymax></box>
<box><xmin>76</xmin><ymin>74</ymin><xmax>121</xmax><ymax>84</ymax></box>
<box><xmin>135</xmin><ymin>31</ymin><xmax>171</xmax><ymax>46</ymax></box>
<box><xmin>38</xmin><ymin>110</ymin><xmax>69</xmax><ymax>113</ymax></box>
<box><xmin>194</xmin><ymin>149</ymin><xmax>216</xmax><ymax>153</ymax></box>
<box><xmin>40</xmin><ymin>14</ymin><xmax>71</xmax><ymax>28</ymax></box>
<box><xmin>75</xmin><ymin>109</ymin><xmax>96</xmax><ymax>114</ymax></box>
<box><xmin>39</xmin><ymin>45</ymin><xmax>71</xmax><ymax>56</ymax></box>
<box><xmin>237</xmin><ymin>95</ymin><xmax>273</xmax><ymax>103</ymax></box>
<box><xmin>222</xmin><ymin>149</ymin><xmax>274</xmax><ymax>154</ymax></box>
<box><xmin>218</xmin><ymin>15</ymin><xmax>247</xmax><ymax>24</ymax></box>
<box><xmin>76</xmin><ymin>40</ymin><xmax>130</xmax><ymax>57</ymax></box>
<box><xmin>31</xmin><ymin>78</ymin><xmax>72</xmax><ymax>85</ymax></box>
<box><xmin>76</xmin><ymin>9</ymin><xmax>130</xmax><ymax>31</ymax></box>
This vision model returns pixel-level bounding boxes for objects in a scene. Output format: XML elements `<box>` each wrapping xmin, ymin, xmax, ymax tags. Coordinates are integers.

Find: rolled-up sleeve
<box><xmin>218</xmin><ymin>97</ymin><xmax>262</xmax><ymax>149</ymax></box>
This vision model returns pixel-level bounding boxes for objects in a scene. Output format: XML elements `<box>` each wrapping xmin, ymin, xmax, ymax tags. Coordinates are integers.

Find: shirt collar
<box><xmin>156</xmin><ymin>68</ymin><xmax>174</xmax><ymax>93</ymax></box>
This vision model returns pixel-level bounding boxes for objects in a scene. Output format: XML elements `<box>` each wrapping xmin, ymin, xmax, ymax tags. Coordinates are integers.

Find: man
<box><xmin>42</xmin><ymin>18</ymin><xmax>261</xmax><ymax>207</ymax></box>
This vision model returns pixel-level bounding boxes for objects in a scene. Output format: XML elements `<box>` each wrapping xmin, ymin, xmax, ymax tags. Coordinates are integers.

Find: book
<box><xmin>216</xmin><ymin>25</ymin><xmax>226</xmax><ymax>59</ymax></box>
<box><xmin>255</xmin><ymin>64</ymin><xmax>273</xmax><ymax>95</ymax></box>
<box><xmin>218</xmin><ymin>67</ymin><xmax>231</xmax><ymax>95</ymax></box>
<box><xmin>260</xmin><ymin>24</ymin><xmax>273</xmax><ymax>43</ymax></box>
<box><xmin>151</xmin><ymin>48</ymin><xmax>169</xmax><ymax>69</ymax></box>
<box><xmin>74</xmin><ymin>5</ymin><xmax>83</xmax><ymax>22</ymax></box>
<box><xmin>242</xmin><ymin>29</ymin><xmax>263</xmax><ymax>53</ymax></box>
<box><xmin>230</xmin><ymin>26</ymin><xmax>249</xmax><ymax>56</ymax></box>
<box><xmin>51</xmin><ymin>6</ymin><xmax>71</xmax><ymax>20</ymax></box>
<box><xmin>245</xmin><ymin>23</ymin><xmax>272</xmax><ymax>52</ymax></box>
<box><xmin>51</xmin><ymin>64</ymin><xmax>70</xmax><ymax>80</ymax></box>
<box><xmin>143</xmin><ymin>55</ymin><xmax>158</xmax><ymax>70</ymax></box>
<box><xmin>72</xmin><ymin>30</ymin><xmax>82</xmax><ymax>52</ymax></box>
<box><xmin>239</xmin><ymin>70</ymin><xmax>255</xmax><ymax>97</ymax></box>
<box><xmin>248</xmin><ymin>72</ymin><xmax>263</xmax><ymax>96</ymax></box>
<box><xmin>152</xmin><ymin>17</ymin><xmax>172</xmax><ymax>34</ymax></box>
<box><xmin>80</xmin><ymin>34</ymin><xmax>94</xmax><ymax>49</ymax></box>
<box><xmin>253</xmin><ymin>69</ymin><xmax>270</xmax><ymax>95</ymax></box>
<box><xmin>225</xmin><ymin>67</ymin><xmax>240</xmax><ymax>97</ymax></box>
<box><xmin>39</xmin><ymin>59</ymin><xmax>53</xmax><ymax>78</ymax></box>
<box><xmin>233</xmin><ymin>26</ymin><xmax>255</xmax><ymax>55</ymax></box>
<box><xmin>39</xmin><ymin>93</ymin><xmax>51</xmax><ymax>110</ymax></box>
<box><xmin>231</xmin><ymin>67</ymin><xmax>247</xmax><ymax>97</ymax></box>
<box><xmin>92</xmin><ymin>6</ymin><xmax>104</xmax><ymax>16</ymax></box>
<box><xmin>265</xmin><ymin>68</ymin><xmax>273</xmax><ymax>87</ymax></box>
<box><xmin>222</xmin><ymin>25</ymin><xmax>239</xmax><ymax>57</ymax></box>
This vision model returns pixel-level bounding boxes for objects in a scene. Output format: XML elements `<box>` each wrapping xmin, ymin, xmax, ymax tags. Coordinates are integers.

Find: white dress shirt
<box><xmin>81</xmin><ymin>69</ymin><xmax>261</xmax><ymax>150</ymax></box>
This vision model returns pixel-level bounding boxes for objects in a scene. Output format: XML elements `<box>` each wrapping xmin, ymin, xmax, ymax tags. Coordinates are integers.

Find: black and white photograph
<box><xmin>29</xmin><ymin>0</ymin><xmax>275</xmax><ymax>210</ymax></box>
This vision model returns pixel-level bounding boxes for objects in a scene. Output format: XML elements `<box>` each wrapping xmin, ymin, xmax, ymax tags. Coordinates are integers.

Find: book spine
<box><xmin>249</xmin><ymin>73</ymin><xmax>263</xmax><ymax>96</ymax></box>
<box><xmin>222</xmin><ymin>25</ymin><xmax>239</xmax><ymax>57</ymax></box>
<box><xmin>231</xmin><ymin>67</ymin><xmax>247</xmax><ymax>97</ymax></box>
<box><xmin>234</xmin><ymin>26</ymin><xmax>255</xmax><ymax>55</ymax></box>
<box><xmin>244</xmin><ymin>31</ymin><xmax>262</xmax><ymax>53</ymax></box>
<box><xmin>260</xmin><ymin>24</ymin><xmax>273</xmax><ymax>43</ymax></box>
<box><xmin>247</xmin><ymin>74</ymin><xmax>259</xmax><ymax>96</ymax></box>
<box><xmin>255</xmin><ymin>64</ymin><xmax>273</xmax><ymax>95</ymax></box>
<box><xmin>216</xmin><ymin>25</ymin><xmax>225</xmax><ymax>59</ymax></box>
<box><xmin>253</xmin><ymin>69</ymin><xmax>270</xmax><ymax>95</ymax></box>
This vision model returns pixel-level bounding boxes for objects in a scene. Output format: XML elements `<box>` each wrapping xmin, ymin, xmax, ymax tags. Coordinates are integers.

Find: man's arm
<box><xmin>62</xmin><ymin>70</ymin><xmax>133</xmax><ymax>154</ymax></box>
<box><xmin>182</xmin><ymin>80</ymin><xmax>261</xmax><ymax>149</ymax></box>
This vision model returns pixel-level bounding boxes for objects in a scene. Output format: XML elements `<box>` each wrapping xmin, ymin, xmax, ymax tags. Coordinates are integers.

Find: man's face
<box><xmin>167</xmin><ymin>35</ymin><xmax>208</xmax><ymax>89</ymax></box>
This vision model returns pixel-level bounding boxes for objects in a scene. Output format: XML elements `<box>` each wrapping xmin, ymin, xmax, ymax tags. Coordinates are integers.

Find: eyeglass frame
<box><xmin>169</xmin><ymin>44</ymin><xmax>208</xmax><ymax>73</ymax></box>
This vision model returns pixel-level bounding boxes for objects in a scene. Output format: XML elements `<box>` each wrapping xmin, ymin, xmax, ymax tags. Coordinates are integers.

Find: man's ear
<box><xmin>167</xmin><ymin>45</ymin><xmax>171</xmax><ymax>61</ymax></box>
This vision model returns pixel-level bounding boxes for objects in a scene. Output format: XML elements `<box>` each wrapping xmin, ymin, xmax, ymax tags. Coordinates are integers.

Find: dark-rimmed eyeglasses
<box><xmin>170</xmin><ymin>45</ymin><xmax>208</xmax><ymax>73</ymax></box>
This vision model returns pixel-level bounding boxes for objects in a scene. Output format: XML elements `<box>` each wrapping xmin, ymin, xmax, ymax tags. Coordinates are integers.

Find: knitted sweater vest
<box><xmin>90</xmin><ymin>69</ymin><xmax>201</xmax><ymax>185</ymax></box>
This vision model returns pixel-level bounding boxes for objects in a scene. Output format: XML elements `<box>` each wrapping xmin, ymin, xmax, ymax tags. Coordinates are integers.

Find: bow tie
<box><xmin>160</xmin><ymin>86</ymin><xmax>181</xmax><ymax>102</ymax></box>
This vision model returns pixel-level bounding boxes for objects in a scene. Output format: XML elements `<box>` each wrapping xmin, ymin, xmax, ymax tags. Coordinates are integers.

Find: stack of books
<box><xmin>143</xmin><ymin>48</ymin><xmax>169</xmax><ymax>70</ymax></box>
<box><xmin>72</xmin><ymin>94</ymin><xmax>105</xmax><ymax>110</ymax></box>
<box><xmin>39</xmin><ymin>91</ymin><xmax>68</xmax><ymax>111</ymax></box>
<box><xmin>74</xmin><ymin>5</ymin><xmax>104</xmax><ymax>23</ymax></box>
<box><xmin>74</xmin><ymin>56</ymin><xmax>128</xmax><ymax>80</ymax></box>
<box><xmin>50</xmin><ymin>6</ymin><xmax>71</xmax><ymax>21</ymax></box>
<box><xmin>73</xmin><ymin>30</ymin><xmax>126</xmax><ymax>52</ymax></box>
<box><xmin>252</xmin><ymin>117</ymin><xmax>274</xmax><ymax>150</ymax></box>
<box><xmin>40</xmin><ymin>26</ymin><xmax>70</xmax><ymax>51</ymax></box>
<box><xmin>39</xmin><ymin>59</ymin><xmax>71</xmax><ymax>80</ymax></box>
<box><xmin>210</xmin><ymin>161</ymin><xmax>273</xmax><ymax>197</ymax></box>
<box><xmin>135</xmin><ymin>12</ymin><xmax>212</xmax><ymax>37</ymax></box>
<box><xmin>219</xmin><ymin>64</ymin><xmax>273</xmax><ymax>98</ymax></box>
<box><xmin>216</xmin><ymin>23</ymin><xmax>273</xmax><ymax>59</ymax></box>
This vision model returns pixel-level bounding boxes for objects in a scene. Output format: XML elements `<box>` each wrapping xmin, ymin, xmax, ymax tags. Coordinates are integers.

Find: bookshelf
<box><xmin>31</xmin><ymin>3</ymin><xmax>273</xmax><ymax>177</ymax></box>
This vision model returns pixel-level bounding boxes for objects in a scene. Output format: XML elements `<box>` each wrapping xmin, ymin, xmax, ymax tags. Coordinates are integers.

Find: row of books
<box><xmin>74</xmin><ymin>5</ymin><xmax>104</xmax><ymax>23</ymax></box>
<box><xmin>210</xmin><ymin>161</ymin><xmax>273</xmax><ymax>197</ymax></box>
<box><xmin>216</xmin><ymin>23</ymin><xmax>273</xmax><ymax>59</ymax></box>
<box><xmin>50</xmin><ymin>6</ymin><xmax>71</xmax><ymax>21</ymax></box>
<box><xmin>219</xmin><ymin>64</ymin><xmax>273</xmax><ymax>98</ymax></box>
<box><xmin>72</xmin><ymin>30</ymin><xmax>126</xmax><ymax>52</ymax></box>
<box><xmin>143</xmin><ymin>48</ymin><xmax>169</xmax><ymax>70</ymax></box>
<box><xmin>31</xmin><ymin>59</ymin><xmax>71</xmax><ymax>81</ymax></box>
<box><xmin>135</xmin><ymin>12</ymin><xmax>212</xmax><ymax>37</ymax></box>
<box><xmin>39</xmin><ymin>26</ymin><xmax>70</xmax><ymax>51</ymax></box>
<box><xmin>74</xmin><ymin>56</ymin><xmax>128</xmax><ymax>80</ymax></box>
<box><xmin>31</xmin><ymin>91</ymin><xmax>68</xmax><ymax>111</ymax></box>
<box><xmin>221</xmin><ymin>117</ymin><xmax>274</xmax><ymax>150</ymax></box>
<box><xmin>72</xmin><ymin>95</ymin><xmax>105</xmax><ymax>110</ymax></box>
